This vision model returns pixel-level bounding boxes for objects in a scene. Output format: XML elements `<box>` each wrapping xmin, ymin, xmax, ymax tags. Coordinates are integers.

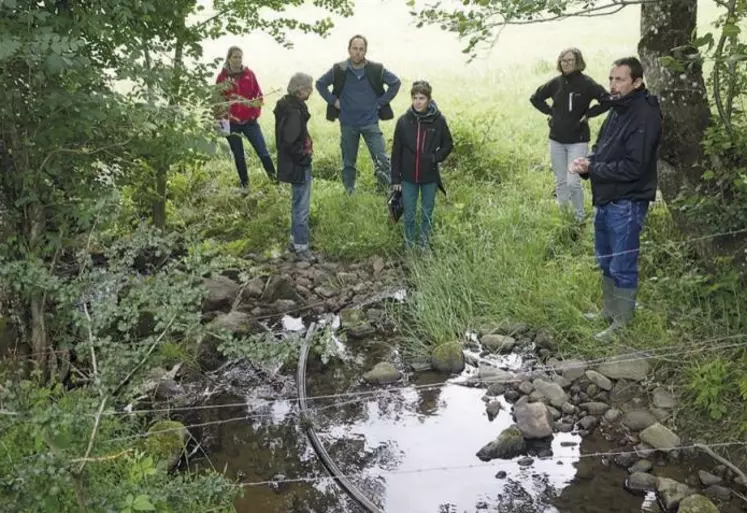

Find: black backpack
<box><xmin>325</xmin><ymin>60</ymin><xmax>394</xmax><ymax>122</ymax></box>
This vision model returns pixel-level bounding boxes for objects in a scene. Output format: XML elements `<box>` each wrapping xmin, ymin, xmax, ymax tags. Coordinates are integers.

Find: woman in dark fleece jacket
<box><xmin>391</xmin><ymin>80</ymin><xmax>453</xmax><ymax>249</ymax></box>
<box><xmin>530</xmin><ymin>47</ymin><xmax>609</xmax><ymax>222</ymax></box>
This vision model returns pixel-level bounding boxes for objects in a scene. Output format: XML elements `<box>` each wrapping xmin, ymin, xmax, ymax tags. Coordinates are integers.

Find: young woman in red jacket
<box><xmin>216</xmin><ymin>46</ymin><xmax>277</xmax><ymax>188</ymax></box>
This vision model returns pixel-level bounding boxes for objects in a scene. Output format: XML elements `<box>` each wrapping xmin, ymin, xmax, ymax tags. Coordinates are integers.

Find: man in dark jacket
<box><xmin>274</xmin><ymin>72</ymin><xmax>315</xmax><ymax>262</ymax></box>
<box><xmin>570</xmin><ymin>56</ymin><xmax>662</xmax><ymax>340</ymax></box>
<box><xmin>316</xmin><ymin>34</ymin><xmax>401</xmax><ymax>194</ymax></box>
<box><xmin>391</xmin><ymin>80</ymin><xmax>454</xmax><ymax>248</ymax></box>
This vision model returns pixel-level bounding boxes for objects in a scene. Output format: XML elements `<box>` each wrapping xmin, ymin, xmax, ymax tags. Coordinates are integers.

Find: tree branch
<box><xmin>75</xmin><ymin>396</ymin><xmax>108</xmax><ymax>474</ymax></box>
<box><xmin>497</xmin><ymin>0</ymin><xmax>655</xmax><ymax>26</ymax></box>
<box><xmin>696</xmin><ymin>443</ymin><xmax>747</xmax><ymax>495</ymax></box>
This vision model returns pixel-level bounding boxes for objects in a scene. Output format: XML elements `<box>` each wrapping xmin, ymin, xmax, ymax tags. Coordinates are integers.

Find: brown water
<box><xmin>191</xmin><ymin>317</ymin><xmax>740</xmax><ymax>513</ymax></box>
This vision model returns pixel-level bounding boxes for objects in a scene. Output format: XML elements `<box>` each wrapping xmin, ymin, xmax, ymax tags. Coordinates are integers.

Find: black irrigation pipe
<box><xmin>296</xmin><ymin>323</ymin><xmax>385</xmax><ymax>513</ymax></box>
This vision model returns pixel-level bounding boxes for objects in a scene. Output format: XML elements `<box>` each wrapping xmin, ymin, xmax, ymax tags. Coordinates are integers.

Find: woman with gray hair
<box><xmin>530</xmin><ymin>47</ymin><xmax>610</xmax><ymax>223</ymax></box>
<box><xmin>273</xmin><ymin>73</ymin><xmax>316</xmax><ymax>262</ymax></box>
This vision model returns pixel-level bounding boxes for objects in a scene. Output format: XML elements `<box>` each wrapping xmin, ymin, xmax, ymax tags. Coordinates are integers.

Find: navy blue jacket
<box><xmin>582</xmin><ymin>88</ymin><xmax>662</xmax><ymax>206</ymax></box>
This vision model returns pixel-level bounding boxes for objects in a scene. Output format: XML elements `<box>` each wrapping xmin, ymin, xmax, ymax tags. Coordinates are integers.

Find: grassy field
<box><xmin>167</xmin><ymin>0</ymin><xmax>747</xmax><ymax>442</ymax></box>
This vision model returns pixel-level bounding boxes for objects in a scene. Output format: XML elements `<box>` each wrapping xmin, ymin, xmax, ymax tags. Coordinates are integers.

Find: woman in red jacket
<box><xmin>216</xmin><ymin>46</ymin><xmax>277</xmax><ymax>188</ymax></box>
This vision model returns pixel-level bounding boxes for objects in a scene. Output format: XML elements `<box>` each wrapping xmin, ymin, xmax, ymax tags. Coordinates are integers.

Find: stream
<box><xmin>182</xmin><ymin>310</ymin><xmax>742</xmax><ymax>513</ymax></box>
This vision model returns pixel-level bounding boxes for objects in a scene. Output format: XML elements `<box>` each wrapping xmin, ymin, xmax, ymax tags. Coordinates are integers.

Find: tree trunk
<box><xmin>27</xmin><ymin>203</ymin><xmax>49</xmax><ymax>376</ymax></box>
<box><xmin>638</xmin><ymin>0</ymin><xmax>710</xmax><ymax>213</ymax></box>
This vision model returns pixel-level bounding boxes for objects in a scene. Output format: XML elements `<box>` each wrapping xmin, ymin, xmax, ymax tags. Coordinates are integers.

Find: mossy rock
<box><xmin>141</xmin><ymin>420</ymin><xmax>187</xmax><ymax>469</ymax></box>
<box><xmin>431</xmin><ymin>342</ymin><xmax>465</xmax><ymax>374</ymax></box>
<box><xmin>678</xmin><ymin>495</ymin><xmax>719</xmax><ymax>513</ymax></box>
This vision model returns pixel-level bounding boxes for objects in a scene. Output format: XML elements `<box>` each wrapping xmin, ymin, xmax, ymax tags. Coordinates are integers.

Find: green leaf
<box><xmin>132</xmin><ymin>494</ymin><xmax>156</xmax><ymax>511</ymax></box>
<box><xmin>722</xmin><ymin>24</ymin><xmax>740</xmax><ymax>37</ymax></box>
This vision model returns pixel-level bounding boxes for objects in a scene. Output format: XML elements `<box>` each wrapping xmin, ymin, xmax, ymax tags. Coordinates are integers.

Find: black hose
<box><xmin>297</xmin><ymin>323</ymin><xmax>385</xmax><ymax>513</ymax></box>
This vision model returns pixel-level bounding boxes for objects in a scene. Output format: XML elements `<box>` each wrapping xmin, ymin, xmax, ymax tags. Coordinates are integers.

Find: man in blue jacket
<box><xmin>570</xmin><ymin>56</ymin><xmax>662</xmax><ymax>340</ymax></box>
<box><xmin>316</xmin><ymin>35</ymin><xmax>401</xmax><ymax>194</ymax></box>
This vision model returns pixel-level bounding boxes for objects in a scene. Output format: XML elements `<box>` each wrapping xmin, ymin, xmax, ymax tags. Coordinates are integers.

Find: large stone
<box><xmin>656</xmin><ymin>477</ymin><xmax>695</xmax><ymax>510</ymax></box>
<box><xmin>209</xmin><ymin>311</ymin><xmax>255</xmax><ymax>335</ymax></box>
<box><xmin>514</xmin><ymin>402</ymin><xmax>554</xmax><ymax>439</ymax></box>
<box><xmin>676</xmin><ymin>494</ymin><xmax>718</xmax><ymax>513</ymax></box>
<box><xmin>610</xmin><ymin>378</ymin><xmax>640</xmax><ymax>403</ymax></box>
<box><xmin>478</xmin><ymin>364</ymin><xmax>515</xmax><ymax>385</ymax></box>
<box><xmin>431</xmin><ymin>342</ymin><xmax>466</xmax><ymax>374</ymax></box>
<box><xmin>597</xmin><ymin>358</ymin><xmax>650</xmax><ymax>382</ymax></box>
<box><xmin>553</xmin><ymin>359</ymin><xmax>587</xmax><ymax>381</ymax></box>
<box><xmin>585</xmin><ymin>370</ymin><xmax>613</xmax><ymax>391</ymax></box>
<box><xmin>260</xmin><ymin>275</ymin><xmax>303</xmax><ymax>303</ymax></box>
<box><xmin>476</xmin><ymin>425</ymin><xmax>526</xmax><ymax>461</ymax></box>
<box><xmin>698</xmin><ymin>470</ymin><xmax>723</xmax><ymax>487</ymax></box>
<box><xmin>580</xmin><ymin>402</ymin><xmax>611</xmax><ymax>415</ymax></box>
<box><xmin>482</xmin><ymin>334</ymin><xmax>517</xmax><ymax>353</ymax></box>
<box><xmin>203</xmin><ymin>276</ymin><xmax>240</xmax><ymax>312</ymax></box>
<box><xmin>640</xmin><ymin>423</ymin><xmax>681</xmax><ymax>451</ymax></box>
<box><xmin>652</xmin><ymin>387</ymin><xmax>677</xmax><ymax>409</ymax></box>
<box><xmin>241</xmin><ymin>276</ymin><xmax>265</xmax><ymax>300</ymax></box>
<box><xmin>626</xmin><ymin>472</ymin><xmax>658</xmax><ymax>493</ymax></box>
<box><xmin>532</xmin><ymin>379</ymin><xmax>569</xmax><ymax>408</ymax></box>
<box><xmin>621</xmin><ymin>409</ymin><xmax>658</xmax><ymax>431</ymax></box>
<box><xmin>142</xmin><ymin>420</ymin><xmax>187</xmax><ymax>469</ymax></box>
<box><xmin>362</xmin><ymin>363</ymin><xmax>401</xmax><ymax>385</ymax></box>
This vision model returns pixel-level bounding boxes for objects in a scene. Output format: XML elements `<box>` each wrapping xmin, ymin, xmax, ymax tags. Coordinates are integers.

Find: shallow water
<box><xmin>195</xmin><ymin>321</ymin><xmax>740</xmax><ymax>513</ymax></box>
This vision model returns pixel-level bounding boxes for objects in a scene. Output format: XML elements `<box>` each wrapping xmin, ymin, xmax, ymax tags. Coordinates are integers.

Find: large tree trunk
<box><xmin>638</xmin><ymin>0</ymin><xmax>710</xmax><ymax>213</ymax></box>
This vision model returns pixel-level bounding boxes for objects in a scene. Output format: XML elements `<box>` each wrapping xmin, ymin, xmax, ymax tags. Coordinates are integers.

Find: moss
<box><xmin>431</xmin><ymin>342</ymin><xmax>465</xmax><ymax>374</ymax></box>
<box><xmin>141</xmin><ymin>420</ymin><xmax>187</xmax><ymax>469</ymax></box>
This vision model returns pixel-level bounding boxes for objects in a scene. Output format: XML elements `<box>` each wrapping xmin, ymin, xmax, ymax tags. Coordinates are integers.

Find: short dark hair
<box><xmin>556</xmin><ymin>47</ymin><xmax>586</xmax><ymax>73</ymax></box>
<box><xmin>613</xmin><ymin>56</ymin><xmax>644</xmax><ymax>81</ymax></box>
<box><xmin>411</xmin><ymin>80</ymin><xmax>432</xmax><ymax>99</ymax></box>
<box><xmin>348</xmin><ymin>35</ymin><xmax>368</xmax><ymax>50</ymax></box>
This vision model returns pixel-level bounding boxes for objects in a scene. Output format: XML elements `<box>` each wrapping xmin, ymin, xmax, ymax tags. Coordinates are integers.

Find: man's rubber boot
<box><xmin>584</xmin><ymin>276</ymin><xmax>615</xmax><ymax>322</ymax></box>
<box><xmin>594</xmin><ymin>286</ymin><xmax>637</xmax><ymax>341</ymax></box>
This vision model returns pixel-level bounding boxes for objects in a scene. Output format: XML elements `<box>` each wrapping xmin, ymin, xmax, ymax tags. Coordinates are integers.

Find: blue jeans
<box><xmin>402</xmin><ymin>181</ymin><xmax>437</xmax><ymax>248</ymax></box>
<box><xmin>594</xmin><ymin>200</ymin><xmax>649</xmax><ymax>289</ymax></box>
<box><xmin>227</xmin><ymin>120</ymin><xmax>276</xmax><ymax>186</ymax></box>
<box><xmin>340</xmin><ymin>123</ymin><xmax>391</xmax><ymax>193</ymax></box>
<box><xmin>291</xmin><ymin>166</ymin><xmax>312</xmax><ymax>251</ymax></box>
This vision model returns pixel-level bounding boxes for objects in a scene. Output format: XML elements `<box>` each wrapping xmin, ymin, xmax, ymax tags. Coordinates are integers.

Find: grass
<box><xmin>156</xmin><ymin>20</ymin><xmax>747</xmax><ymax>445</ymax></box>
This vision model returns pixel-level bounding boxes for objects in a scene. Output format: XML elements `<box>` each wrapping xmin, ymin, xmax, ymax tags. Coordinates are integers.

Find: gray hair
<box><xmin>287</xmin><ymin>72</ymin><xmax>313</xmax><ymax>96</ymax></box>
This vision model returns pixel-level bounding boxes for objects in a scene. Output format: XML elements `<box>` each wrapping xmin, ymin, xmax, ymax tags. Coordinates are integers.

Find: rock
<box><xmin>703</xmin><ymin>485</ymin><xmax>731</xmax><ymax>502</ymax></box>
<box><xmin>274</xmin><ymin>299</ymin><xmax>296</xmax><ymax>312</ymax></box>
<box><xmin>154</xmin><ymin>378</ymin><xmax>182</xmax><ymax>400</ymax></box>
<box><xmin>546</xmin><ymin>406</ymin><xmax>561</xmax><ymax>420</ymax></box>
<box><xmin>634</xmin><ymin>443</ymin><xmax>656</xmax><ymax>458</ymax></box>
<box><xmin>340</xmin><ymin>308</ymin><xmax>366</xmax><ymax>328</ymax></box>
<box><xmin>586</xmin><ymin>383</ymin><xmax>600</xmax><ymax>398</ymax></box>
<box><xmin>241</xmin><ymin>276</ymin><xmax>265</xmax><ymax>300</ymax></box>
<box><xmin>347</xmin><ymin>322</ymin><xmax>376</xmax><ymax>339</ymax></box>
<box><xmin>628</xmin><ymin>459</ymin><xmax>653</xmax><ymax>473</ymax></box>
<box><xmin>553</xmin><ymin>359</ymin><xmax>587</xmax><ymax>381</ymax></box>
<box><xmin>142</xmin><ymin>420</ymin><xmax>187</xmax><ymax>469</ymax></box>
<box><xmin>621</xmin><ymin>410</ymin><xmax>658</xmax><ymax>431</ymax></box>
<box><xmin>677</xmin><ymin>494</ymin><xmax>719</xmax><ymax>513</ymax></box>
<box><xmin>580</xmin><ymin>402</ymin><xmax>610</xmax><ymax>415</ymax></box>
<box><xmin>431</xmin><ymin>342</ymin><xmax>465</xmax><ymax>374</ymax></box>
<box><xmin>203</xmin><ymin>276</ymin><xmax>240</xmax><ymax>311</ymax></box>
<box><xmin>315</xmin><ymin>286</ymin><xmax>337</xmax><ymax>299</ymax></box>
<box><xmin>495</xmin><ymin>470</ymin><xmax>507</xmax><ymax>479</ymax></box>
<box><xmin>518</xmin><ymin>381</ymin><xmax>534</xmax><ymax>395</ymax></box>
<box><xmin>517</xmin><ymin>457</ymin><xmax>534</xmax><ymax>467</ymax></box>
<box><xmin>609</xmin><ymin>378</ymin><xmax>639</xmax><ymax>403</ymax></box>
<box><xmin>551</xmin><ymin>375</ymin><xmax>572</xmax><ymax>389</ymax></box>
<box><xmin>652</xmin><ymin>387</ymin><xmax>677</xmax><ymax>409</ymax></box>
<box><xmin>514</xmin><ymin>402</ymin><xmax>554</xmax><ymax>439</ymax></box>
<box><xmin>476</xmin><ymin>425</ymin><xmax>526</xmax><ymax>461</ymax></box>
<box><xmin>585</xmin><ymin>370</ymin><xmax>613</xmax><ymax>391</ymax></box>
<box><xmin>336</xmin><ymin>271</ymin><xmax>358</xmax><ymax>285</ymax></box>
<box><xmin>504</xmin><ymin>390</ymin><xmax>520</xmax><ymax>402</ymax></box>
<box><xmin>260</xmin><ymin>275</ymin><xmax>303</xmax><ymax>303</ymax></box>
<box><xmin>614</xmin><ymin>452</ymin><xmax>638</xmax><ymax>468</ymax></box>
<box><xmin>486</xmin><ymin>401</ymin><xmax>503</xmax><ymax>421</ymax></box>
<box><xmin>656</xmin><ymin>477</ymin><xmax>695</xmax><ymax>511</ymax></box>
<box><xmin>372</xmin><ymin>257</ymin><xmax>386</xmax><ymax>275</ymax></box>
<box><xmin>533</xmin><ymin>330</ymin><xmax>556</xmax><ymax>351</ymax></box>
<box><xmin>486</xmin><ymin>383</ymin><xmax>506</xmax><ymax>397</ymax></box>
<box><xmin>561</xmin><ymin>402</ymin><xmax>576</xmax><ymax>415</ymax></box>
<box><xmin>626</xmin><ymin>472</ymin><xmax>658</xmax><ymax>493</ymax></box>
<box><xmin>578</xmin><ymin>415</ymin><xmax>597</xmax><ymax>431</ymax></box>
<box><xmin>478</xmin><ymin>364</ymin><xmax>515</xmax><ymax>384</ymax></box>
<box><xmin>482</xmin><ymin>334</ymin><xmax>517</xmax><ymax>353</ymax></box>
<box><xmin>698</xmin><ymin>470</ymin><xmax>723</xmax><ymax>487</ymax></box>
<box><xmin>604</xmin><ymin>408</ymin><xmax>621</xmax><ymax>423</ymax></box>
<box><xmin>362</xmin><ymin>363</ymin><xmax>401</xmax><ymax>385</ymax></box>
<box><xmin>532</xmin><ymin>379</ymin><xmax>569</xmax><ymax>408</ymax></box>
<box><xmin>640</xmin><ymin>423</ymin><xmax>680</xmax><ymax>451</ymax></box>
<box><xmin>597</xmin><ymin>358</ymin><xmax>650</xmax><ymax>382</ymax></box>
<box><xmin>528</xmin><ymin>390</ymin><xmax>548</xmax><ymax>403</ymax></box>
